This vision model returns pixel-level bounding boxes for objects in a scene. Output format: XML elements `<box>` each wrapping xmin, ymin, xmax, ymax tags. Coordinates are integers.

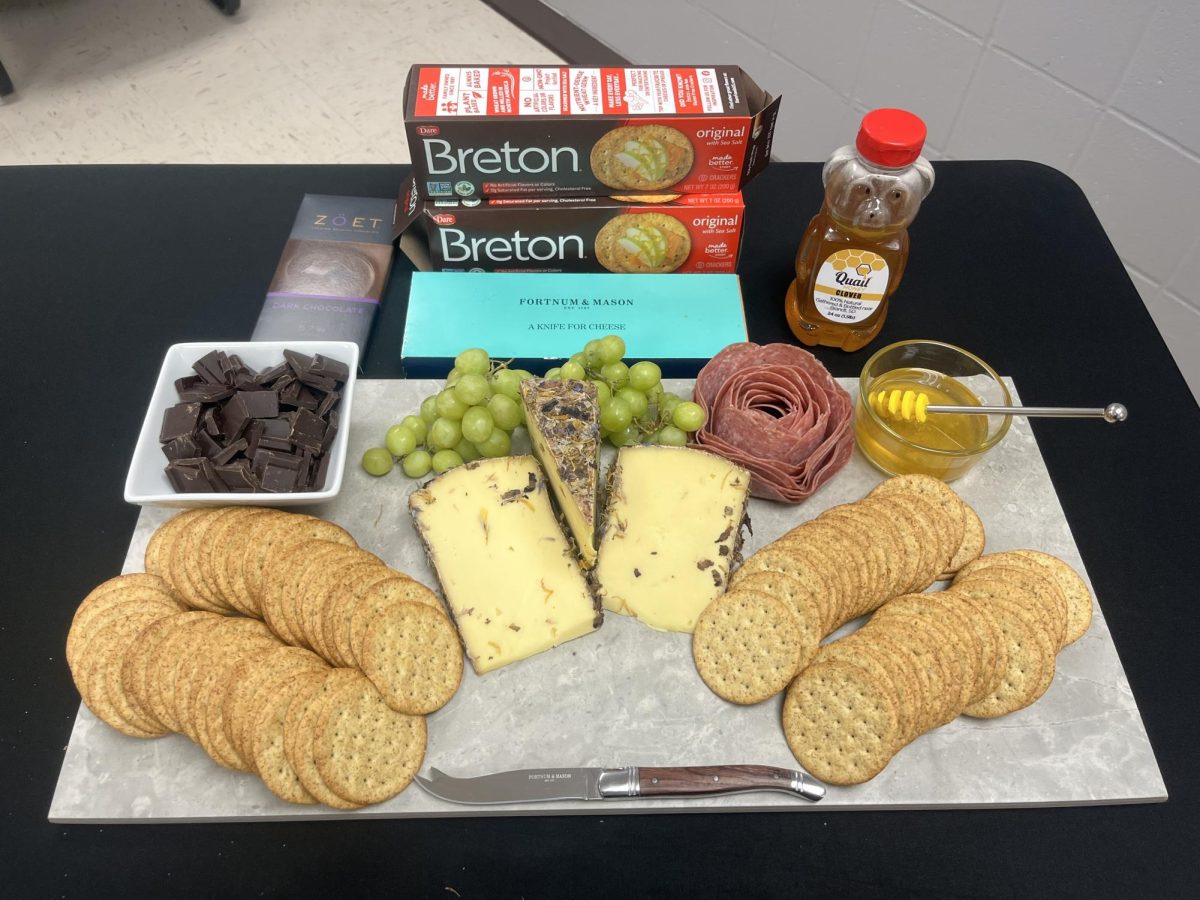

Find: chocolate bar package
<box><xmin>394</xmin><ymin>175</ymin><xmax>744</xmax><ymax>274</ymax></box>
<box><xmin>251</xmin><ymin>195</ymin><xmax>396</xmax><ymax>350</ymax></box>
<box><xmin>403</xmin><ymin>65</ymin><xmax>780</xmax><ymax>199</ymax></box>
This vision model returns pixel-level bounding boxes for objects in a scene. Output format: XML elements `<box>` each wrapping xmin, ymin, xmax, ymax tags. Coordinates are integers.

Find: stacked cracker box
<box><xmin>395</xmin><ymin>65</ymin><xmax>781</xmax><ymax>274</ymax></box>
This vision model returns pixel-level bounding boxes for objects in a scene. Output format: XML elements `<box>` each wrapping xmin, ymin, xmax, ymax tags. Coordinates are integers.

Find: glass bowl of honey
<box><xmin>855</xmin><ymin>339</ymin><xmax>1011</xmax><ymax>481</ymax></box>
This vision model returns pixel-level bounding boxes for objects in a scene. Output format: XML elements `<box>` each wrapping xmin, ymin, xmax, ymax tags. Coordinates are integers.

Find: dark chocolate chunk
<box><xmin>201</xmin><ymin>457</ymin><xmax>229</xmax><ymax>492</ymax></box>
<box><xmin>294</xmin><ymin>385</ymin><xmax>320</xmax><ymax>411</ymax></box>
<box><xmin>296</xmin><ymin>370</ymin><xmax>337</xmax><ymax>392</ymax></box>
<box><xmin>175</xmin><ymin>375</ymin><xmax>200</xmax><ymax>394</ymax></box>
<box><xmin>240</xmin><ymin>390</ymin><xmax>280</xmax><ymax>419</ymax></box>
<box><xmin>212</xmin><ymin>437</ymin><xmax>248</xmax><ymax>466</ymax></box>
<box><xmin>244</xmin><ymin>419</ymin><xmax>265</xmax><ymax>458</ymax></box>
<box><xmin>215</xmin><ymin>461</ymin><xmax>258</xmax><ymax>492</ymax></box>
<box><xmin>257</xmin><ymin>434</ymin><xmax>293</xmax><ymax>453</ymax></box>
<box><xmin>311</xmin><ymin>451</ymin><xmax>331</xmax><ymax>491</ymax></box>
<box><xmin>283</xmin><ymin>349</ymin><xmax>314</xmax><ymax>376</ymax></box>
<box><xmin>202</xmin><ymin>407</ymin><xmax>222</xmax><ymax>438</ymax></box>
<box><xmin>277</xmin><ymin>378</ymin><xmax>302</xmax><ymax>407</ymax></box>
<box><xmin>159</xmin><ymin>401</ymin><xmax>202</xmax><ymax>443</ymax></box>
<box><xmin>289</xmin><ymin>408</ymin><xmax>327</xmax><ymax>454</ymax></box>
<box><xmin>195</xmin><ymin>430</ymin><xmax>223</xmax><ymax>459</ymax></box>
<box><xmin>192</xmin><ymin>350</ymin><xmax>227</xmax><ymax>385</ymax></box>
<box><xmin>316</xmin><ymin>389</ymin><xmax>340</xmax><ymax>418</ymax></box>
<box><xmin>165</xmin><ymin>458</ymin><xmax>213</xmax><ymax>492</ymax></box>
<box><xmin>179</xmin><ymin>382</ymin><xmax>235</xmax><ymax>403</ymax></box>
<box><xmin>310</xmin><ymin>353</ymin><xmax>350</xmax><ymax>383</ymax></box>
<box><xmin>254</xmin><ymin>362</ymin><xmax>289</xmax><ymax>387</ymax></box>
<box><xmin>321</xmin><ymin>409</ymin><xmax>339</xmax><ymax>453</ymax></box>
<box><xmin>161</xmin><ymin>433</ymin><xmax>200</xmax><ymax>461</ymax></box>
<box><xmin>252</xmin><ymin>449</ymin><xmax>303</xmax><ymax>478</ymax></box>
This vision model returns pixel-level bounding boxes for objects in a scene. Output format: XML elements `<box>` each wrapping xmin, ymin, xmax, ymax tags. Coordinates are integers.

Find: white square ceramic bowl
<box><xmin>124</xmin><ymin>341</ymin><xmax>359</xmax><ymax>508</ymax></box>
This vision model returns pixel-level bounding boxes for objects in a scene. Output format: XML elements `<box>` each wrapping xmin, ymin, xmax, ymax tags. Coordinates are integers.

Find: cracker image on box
<box><xmin>591</xmin><ymin>125</ymin><xmax>695</xmax><ymax>191</ymax></box>
<box><xmin>595</xmin><ymin>213</ymin><xmax>692</xmax><ymax>274</ymax></box>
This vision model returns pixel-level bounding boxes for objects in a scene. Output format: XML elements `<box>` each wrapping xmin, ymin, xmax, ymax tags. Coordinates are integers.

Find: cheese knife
<box><xmin>415</xmin><ymin>764</ymin><xmax>825</xmax><ymax>804</ymax></box>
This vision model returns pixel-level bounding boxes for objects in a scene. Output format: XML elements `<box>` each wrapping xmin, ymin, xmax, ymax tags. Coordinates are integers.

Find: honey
<box><xmin>855</xmin><ymin>367</ymin><xmax>988</xmax><ymax>481</ymax></box>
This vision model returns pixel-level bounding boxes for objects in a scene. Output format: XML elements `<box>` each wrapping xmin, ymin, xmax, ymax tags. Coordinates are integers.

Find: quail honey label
<box><xmin>812</xmin><ymin>249</ymin><xmax>889</xmax><ymax>324</ymax></box>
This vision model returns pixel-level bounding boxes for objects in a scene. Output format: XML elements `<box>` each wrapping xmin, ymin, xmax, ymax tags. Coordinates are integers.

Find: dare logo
<box><xmin>432</xmin><ymin>212</ymin><xmax>457</xmax><ymax>225</ymax></box>
<box><xmin>416</xmin><ymin>125</ymin><xmax>440</xmax><ymax>137</ymax></box>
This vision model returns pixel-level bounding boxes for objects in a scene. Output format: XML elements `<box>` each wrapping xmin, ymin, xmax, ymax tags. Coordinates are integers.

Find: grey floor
<box><xmin>0</xmin><ymin>0</ymin><xmax>560</xmax><ymax>164</ymax></box>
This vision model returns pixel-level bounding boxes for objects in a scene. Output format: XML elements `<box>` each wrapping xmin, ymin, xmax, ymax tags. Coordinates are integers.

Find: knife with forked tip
<box><xmin>415</xmin><ymin>764</ymin><xmax>825</xmax><ymax>804</ymax></box>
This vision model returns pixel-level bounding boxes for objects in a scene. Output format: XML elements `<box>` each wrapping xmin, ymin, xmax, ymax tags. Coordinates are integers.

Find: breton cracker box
<box><xmin>400</xmin><ymin>272</ymin><xmax>749</xmax><ymax>378</ymax></box>
<box><xmin>403</xmin><ymin>65</ymin><xmax>780</xmax><ymax>199</ymax></box>
<box><xmin>392</xmin><ymin>175</ymin><xmax>744</xmax><ymax>274</ymax></box>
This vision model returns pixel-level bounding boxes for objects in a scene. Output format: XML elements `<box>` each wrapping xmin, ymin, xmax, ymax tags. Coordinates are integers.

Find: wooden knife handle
<box><xmin>634</xmin><ymin>765</ymin><xmax>823</xmax><ymax>800</ymax></box>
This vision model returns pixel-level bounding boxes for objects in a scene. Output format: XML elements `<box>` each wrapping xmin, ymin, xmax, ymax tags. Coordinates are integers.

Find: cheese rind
<box><xmin>409</xmin><ymin>456</ymin><xmax>600</xmax><ymax>674</ymax></box>
<box><xmin>595</xmin><ymin>446</ymin><xmax>750</xmax><ymax>633</ymax></box>
<box><xmin>520</xmin><ymin>379</ymin><xmax>601</xmax><ymax>568</ymax></box>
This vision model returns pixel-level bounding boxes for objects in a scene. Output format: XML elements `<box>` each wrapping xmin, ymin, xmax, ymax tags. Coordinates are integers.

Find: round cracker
<box><xmin>1011</xmin><ymin>550</ymin><xmax>1093</xmax><ymax>645</ymax></box>
<box><xmin>225</xmin><ymin>646</ymin><xmax>328</xmax><ymax>768</ymax></box>
<box><xmin>692</xmin><ymin>588</ymin><xmax>809</xmax><ymax>705</ymax></box>
<box><xmin>940</xmin><ymin>504</ymin><xmax>985</xmax><ymax>580</ymax></box>
<box><xmin>594</xmin><ymin>212</ymin><xmax>692</xmax><ymax>274</ymax></box>
<box><xmin>251</xmin><ymin>669</ymin><xmax>327</xmax><ymax>805</ymax></box>
<box><xmin>731</xmin><ymin>547</ymin><xmax>839</xmax><ymax>635</ymax></box>
<box><xmin>144</xmin><ymin>612</ymin><xmax>223</xmax><ymax>733</ymax></box>
<box><xmin>313</xmin><ymin>677</ymin><xmax>427</xmax><ymax>805</ymax></box>
<box><xmin>348</xmin><ymin>576</ymin><xmax>440</xmax><ymax>668</ymax></box>
<box><xmin>359</xmin><ymin>602</ymin><xmax>463</xmax><ymax>715</ymax></box>
<box><xmin>283</xmin><ymin>669</ymin><xmax>366</xmax><ymax>809</ymax></box>
<box><xmin>782</xmin><ymin>659</ymin><xmax>901</xmax><ymax>785</ymax></box>
<box><xmin>590</xmin><ymin>124</ymin><xmax>694</xmax><ymax>191</ymax></box>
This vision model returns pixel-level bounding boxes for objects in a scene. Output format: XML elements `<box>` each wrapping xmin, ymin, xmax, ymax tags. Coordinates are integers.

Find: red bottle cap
<box><xmin>856</xmin><ymin>109</ymin><xmax>926</xmax><ymax>168</ymax></box>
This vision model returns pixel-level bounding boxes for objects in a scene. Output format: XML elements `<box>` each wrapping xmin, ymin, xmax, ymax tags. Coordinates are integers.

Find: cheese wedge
<box><xmin>596</xmin><ymin>446</ymin><xmax>750</xmax><ymax>633</ymax></box>
<box><xmin>409</xmin><ymin>456</ymin><xmax>601</xmax><ymax>674</ymax></box>
<box><xmin>520</xmin><ymin>379</ymin><xmax>602</xmax><ymax>568</ymax></box>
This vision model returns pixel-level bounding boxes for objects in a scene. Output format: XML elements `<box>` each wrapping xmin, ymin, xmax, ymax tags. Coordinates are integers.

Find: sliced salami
<box><xmin>692</xmin><ymin>343</ymin><xmax>854</xmax><ymax>503</ymax></box>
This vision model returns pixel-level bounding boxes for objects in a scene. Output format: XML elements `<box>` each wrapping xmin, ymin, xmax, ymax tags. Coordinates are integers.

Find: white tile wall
<box><xmin>545</xmin><ymin>0</ymin><xmax>1200</xmax><ymax>404</ymax></box>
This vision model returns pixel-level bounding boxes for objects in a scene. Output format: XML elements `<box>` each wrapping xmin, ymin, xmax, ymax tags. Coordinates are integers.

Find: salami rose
<box><xmin>692</xmin><ymin>343</ymin><xmax>854</xmax><ymax>502</ymax></box>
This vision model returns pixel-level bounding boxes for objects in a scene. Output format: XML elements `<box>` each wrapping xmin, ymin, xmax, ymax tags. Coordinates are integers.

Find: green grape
<box><xmin>645</xmin><ymin>382</ymin><xmax>665</xmax><ymax>404</ymax></box>
<box><xmin>453</xmin><ymin>373</ymin><xmax>491</xmax><ymax>406</ymax></box>
<box><xmin>455</xmin><ymin>348</ymin><xmax>491</xmax><ymax>376</ymax></box>
<box><xmin>583</xmin><ymin>339</ymin><xmax>604</xmax><ymax>368</ymax></box>
<box><xmin>435</xmin><ymin>388</ymin><xmax>468</xmax><ymax>421</ymax></box>
<box><xmin>454</xmin><ymin>439</ymin><xmax>481</xmax><ymax>463</ymax></box>
<box><xmin>591</xmin><ymin>380</ymin><xmax>612</xmax><ymax>404</ymax></box>
<box><xmin>384</xmin><ymin>424</ymin><xmax>418</xmax><ymax>458</ymax></box>
<box><xmin>487</xmin><ymin>394</ymin><xmax>522</xmax><ymax>431</ymax></box>
<box><xmin>446</xmin><ymin>367</ymin><xmax>463</xmax><ymax>387</ymax></box>
<box><xmin>402</xmin><ymin>449</ymin><xmax>433</xmax><ymax>478</ymax></box>
<box><xmin>658</xmin><ymin>425</ymin><xmax>688</xmax><ymax>447</ymax></box>
<box><xmin>644</xmin><ymin>429</ymin><xmax>661</xmax><ymax>444</ymax></box>
<box><xmin>599</xmin><ymin>334</ymin><xmax>626</xmax><ymax>364</ymax></box>
<box><xmin>432</xmin><ymin>449</ymin><xmax>464</xmax><ymax>473</ymax></box>
<box><xmin>512</xmin><ymin>369</ymin><xmax>536</xmax><ymax>381</ymax></box>
<box><xmin>476</xmin><ymin>428</ymin><xmax>511</xmax><ymax>458</ymax></box>
<box><xmin>420</xmin><ymin>395</ymin><xmax>439</xmax><ymax>424</ymax></box>
<box><xmin>399</xmin><ymin>415</ymin><xmax>427</xmax><ymax>443</ymax></box>
<box><xmin>544</xmin><ymin>367</ymin><xmax>563</xmax><ymax>379</ymax></box>
<box><xmin>672</xmin><ymin>401</ymin><xmax>707</xmax><ymax>432</ymax></box>
<box><xmin>560</xmin><ymin>360</ymin><xmax>586</xmax><ymax>381</ymax></box>
<box><xmin>428</xmin><ymin>417</ymin><xmax>463</xmax><ymax>451</ymax></box>
<box><xmin>600</xmin><ymin>361</ymin><xmax>629</xmax><ymax>389</ymax></box>
<box><xmin>615</xmin><ymin>387</ymin><xmax>648</xmax><ymax>419</ymax></box>
<box><xmin>461</xmin><ymin>406</ymin><xmax>495</xmax><ymax>444</ymax></box>
<box><xmin>608</xmin><ymin>423</ymin><xmax>640</xmax><ymax>447</ymax></box>
<box><xmin>569</xmin><ymin>352</ymin><xmax>586</xmax><ymax>365</ymax></box>
<box><xmin>659</xmin><ymin>392</ymin><xmax>683</xmax><ymax>418</ymax></box>
<box><xmin>628</xmin><ymin>360</ymin><xmax>662</xmax><ymax>392</ymax></box>
<box><xmin>361</xmin><ymin>447</ymin><xmax>393</xmax><ymax>476</ymax></box>
<box><xmin>599</xmin><ymin>397</ymin><xmax>633</xmax><ymax>432</ymax></box>
<box><xmin>491</xmin><ymin>368</ymin><xmax>523</xmax><ymax>401</ymax></box>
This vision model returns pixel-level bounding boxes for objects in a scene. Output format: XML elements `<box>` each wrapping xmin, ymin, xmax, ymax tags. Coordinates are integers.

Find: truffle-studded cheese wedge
<box><xmin>596</xmin><ymin>446</ymin><xmax>750</xmax><ymax>633</ymax></box>
<box><xmin>520</xmin><ymin>379</ymin><xmax>602</xmax><ymax>568</ymax></box>
<box><xmin>409</xmin><ymin>456</ymin><xmax>601</xmax><ymax>674</ymax></box>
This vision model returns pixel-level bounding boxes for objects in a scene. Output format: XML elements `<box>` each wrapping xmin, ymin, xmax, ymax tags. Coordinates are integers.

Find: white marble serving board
<box><xmin>49</xmin><ymin>379</ymin><xmax>1166</xmax><ymax>822</ymax></box>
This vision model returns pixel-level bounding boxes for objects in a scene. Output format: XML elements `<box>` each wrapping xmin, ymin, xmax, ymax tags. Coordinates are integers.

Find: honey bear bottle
<box><xmin>785</xmin><ymin>109</ymin><xmax>934</xmax><ymax>352</ymax></box>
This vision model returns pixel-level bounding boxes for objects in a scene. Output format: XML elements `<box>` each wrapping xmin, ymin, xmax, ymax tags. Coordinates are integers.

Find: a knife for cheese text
<box><xmin>416</xmin><ymin>765</ymin><xmax>825</xmax><ymax>804</ymax></box>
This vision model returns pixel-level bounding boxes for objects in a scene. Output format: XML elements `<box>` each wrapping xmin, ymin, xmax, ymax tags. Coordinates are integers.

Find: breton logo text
<box><xmin>423</xmin><ymin>139</ymin><xmax>581</xmax><ymax>176</ymax></box>
<box><xmin>439</xmin><ymin>228</ymin><xmax>585</xmax><ymax>263</ymax></box>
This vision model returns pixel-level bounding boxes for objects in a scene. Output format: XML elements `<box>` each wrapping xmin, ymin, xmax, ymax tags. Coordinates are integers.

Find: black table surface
<box><xmin>2</xmin><ymin>162</ymin><xmax>1197</xmax><ymax>897</ymax></box>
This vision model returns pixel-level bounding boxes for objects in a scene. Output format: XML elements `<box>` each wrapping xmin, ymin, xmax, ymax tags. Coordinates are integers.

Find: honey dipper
<box><xmin>867</xmin><ymin>390</ymin><xmax>1128</xmax><ymax>424</ymax></box>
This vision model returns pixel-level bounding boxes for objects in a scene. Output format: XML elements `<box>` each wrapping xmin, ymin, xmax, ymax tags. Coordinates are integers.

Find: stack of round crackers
<box><xmin>783</xmin><ymin>548</ymin><xmax>1092</xmax><ymax>785</ymax></box>
<box><xmin>694</xmin><ymin>474</ymin><xmax>983</xmax><ymax>705</ymax></box>
<box><xmin>145</xmin><ymin>507</ymin><xmax>463</xmax><ymax>716</ymax></box>
<box><xmin>66</xmin><ymin>506</ymin><xmax>467</xmax><ymax>808</ymax></box>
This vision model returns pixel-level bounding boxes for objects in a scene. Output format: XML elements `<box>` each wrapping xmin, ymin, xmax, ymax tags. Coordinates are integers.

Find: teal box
<box><xmin>401</xmin><ymin>272</ymin><xmax>749</xmax><ymax>378</ymax></box>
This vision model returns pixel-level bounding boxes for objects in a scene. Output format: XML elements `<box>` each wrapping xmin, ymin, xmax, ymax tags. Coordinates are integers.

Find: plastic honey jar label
<box><xmin>811</xmin><ymin>249</ymin><xmax>890</xmax><ymax>324</ymax></box>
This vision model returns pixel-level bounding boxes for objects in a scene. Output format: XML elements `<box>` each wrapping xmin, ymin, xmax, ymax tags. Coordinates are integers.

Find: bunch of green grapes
<box><xmin>545</xmin><ymin>334</ymin><xmax>706</xmax><ymax>449</ymax></box>
<box><xmin>362</xmin><ymin>335</ymin><xmax>708</xmax><ymax>478</ymax></box>
<box><xmin>361</xmin><ymin>348</ymin><xmax>533</xmax><ymax>478</ymax></box>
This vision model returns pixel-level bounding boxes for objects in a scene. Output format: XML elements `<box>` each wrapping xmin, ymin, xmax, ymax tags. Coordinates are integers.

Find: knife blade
<box><xmin>415</xmin><ymin>765</ymin><xmax>825</xmax><ymax>804</ymax></box>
